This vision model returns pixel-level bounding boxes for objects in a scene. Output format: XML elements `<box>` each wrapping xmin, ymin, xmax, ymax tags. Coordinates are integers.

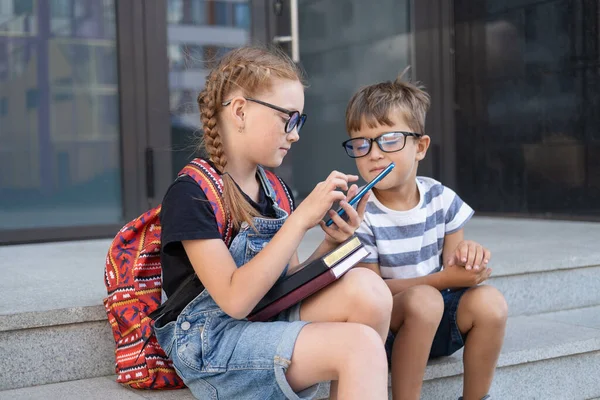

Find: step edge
<box><xmin>423</xmin><ymin>336</ymin><xmax>600</xmax><ymax>381</ymax></box>
<box><xmin>0</xmin><ymin>305</ymin><xmax>107</xmax><ymax>332</ymax></box>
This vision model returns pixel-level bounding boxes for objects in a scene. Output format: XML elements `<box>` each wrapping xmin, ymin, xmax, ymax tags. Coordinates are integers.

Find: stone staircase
<box><xmin>1</xmin><ymin>217</ymin><xmax>599</xmax><ymax>399</ymax></box>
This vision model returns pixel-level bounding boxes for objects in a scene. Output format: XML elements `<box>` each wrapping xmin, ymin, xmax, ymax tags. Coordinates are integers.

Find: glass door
<box><xmin>154</xmin><ymin>0</ymin><xmax>413</xmax><ymax>201</ymax></box>
<box><xmin>166</xmin><ymin>0</ymin><xmax>253</xmax><ymax>176</ymax></box>
<box><xmin>290</xmin><ymin>0</ymin><xmax>413</xmax><ymax>198</ymax></box>
<box><xmin>453</xmin><ymin>0</ymin><xmax>600</xmax><ymax>218</ymax></box>
<box><xmin>0</xmin><ymin>0</ymin><xmax>131</xmax><ymax>243</ymax></box>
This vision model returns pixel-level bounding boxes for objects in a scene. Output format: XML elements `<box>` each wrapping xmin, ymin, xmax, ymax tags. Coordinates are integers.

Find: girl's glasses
<box><xmin>342</xmin><ymin>131</ymin><xmax>424</xmax><ymax>158</ymax></box>
<box><xmin>222</xmin><ymin>97</ymin><xmax>307</xmax><ymax>134</ymax></box>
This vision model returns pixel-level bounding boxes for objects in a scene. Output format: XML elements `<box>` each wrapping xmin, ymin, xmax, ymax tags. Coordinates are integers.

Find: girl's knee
<box><xmin>342</xmin><ymin>268</ymin><xmax>393</xmax><ymax>315</ymax></box>
<box><xmin>465</xmin><ymin>285</ymin><xmax>508</xmax><ymax>326</ymax></box>
<box><xmin>346</xmin><ymin>324</ymin><xmax>387</xmax><ymax>360</ymax></box>
<box><xmin>399</xmin><ymin>285</ymin><xmax>444</xmax><ymax>323</ymax></box>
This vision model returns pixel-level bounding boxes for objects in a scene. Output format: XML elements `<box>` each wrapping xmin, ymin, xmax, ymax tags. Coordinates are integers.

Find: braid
<box><xmin>199</xmin><ymin>71</ymin><xmax>227</xmax><ymax>171</ymax></box>
<box><xmin>195</xmin><ymin>46</ymin><xmax>303</xmax><ymax>231</ymax></box>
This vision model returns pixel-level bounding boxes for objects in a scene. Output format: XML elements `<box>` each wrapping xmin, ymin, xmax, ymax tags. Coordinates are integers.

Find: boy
<box><xmin>343</xmin><ymin>75</ymin><xmax>508</xmax><ymax>400</ymax></box>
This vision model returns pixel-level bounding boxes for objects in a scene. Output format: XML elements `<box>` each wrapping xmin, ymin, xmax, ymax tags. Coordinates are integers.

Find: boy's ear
<box><xmin>415</xmin><ymin>135</ymin><xmax>431</xmax><ymax>161</ymax></box>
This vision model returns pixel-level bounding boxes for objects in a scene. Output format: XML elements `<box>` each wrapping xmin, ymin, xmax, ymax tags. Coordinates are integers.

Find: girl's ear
<box><xmin>228</xmin><ymin>96</ymin><xmax>247</xmax><ymax>125</ymax></box>
<box><xmin>415</xmin><ymin>135</ymin><xmax>431</xmax><ymax>161</ymax></box>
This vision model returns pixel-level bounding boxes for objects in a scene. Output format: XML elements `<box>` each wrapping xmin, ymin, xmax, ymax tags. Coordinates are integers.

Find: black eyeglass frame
<box><xmin>341</xmin><ymin>131</ymin><xmax>424</xmax><ymax>158</ymax></box>
<box><xmin>222</xmin><ymin>97</ymin><xmax>307</xmax><ymax>133</ymax></box>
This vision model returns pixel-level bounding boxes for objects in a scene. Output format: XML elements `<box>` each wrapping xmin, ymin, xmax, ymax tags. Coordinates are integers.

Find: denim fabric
<box><xmin>385</xmin><ymin>287</ymin><xmax>469</xmax><ymax>365</ymax></box>
<box><xmin>154</xmin><ymin>166</ymin><xmax>317</xmax><ymax>400</ymax></box>
<box><xmin>429</xmin><ymin>288</ymin><xmax>468</xmax><ymax>358</ymax></box>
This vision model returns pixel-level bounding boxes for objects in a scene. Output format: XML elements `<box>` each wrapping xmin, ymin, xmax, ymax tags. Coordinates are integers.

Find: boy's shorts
<box><xmin>385</xmin><ymin>288</ymin><xmax>469</xmax><ymax>364</ymax></box>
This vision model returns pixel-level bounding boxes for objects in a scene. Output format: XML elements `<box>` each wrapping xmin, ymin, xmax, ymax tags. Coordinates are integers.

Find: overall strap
<box><xmin>257</xmin><ymin>166</ymin><xmax>294</xmax><ymax>214</ymax></box>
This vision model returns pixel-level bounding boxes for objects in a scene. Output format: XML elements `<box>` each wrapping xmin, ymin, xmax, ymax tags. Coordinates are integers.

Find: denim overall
<box><xmin>154</xmin><ymin>166</ymin><xmax>319</xmax><ymax>400</ymax></box>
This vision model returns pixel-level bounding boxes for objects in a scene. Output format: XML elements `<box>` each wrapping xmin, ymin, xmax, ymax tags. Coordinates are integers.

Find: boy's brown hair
<box><xmin>345</xmin><ymin>69</ymin><xmax>431</xmax><ymax>135</ymax></box>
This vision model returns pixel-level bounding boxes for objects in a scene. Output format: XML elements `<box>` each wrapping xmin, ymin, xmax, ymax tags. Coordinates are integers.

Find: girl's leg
<box><xmin>286</xmin><ymin>322</ymin><xmax>388</xmax><ymax>400</ymax></box>
<box><xmin>390</xmin><ymin>285</ymin><xmax>444</xmax><ymax>400</ymax></box>
<box><xmin>298</xmin><ymin>267</ymin><xmax>393</xmax><ymax>399</ymax></box>
<box><xmin>299</xmin><ymin>268</ymin><xmax>393</xmax><ymax>340</ymax></box>
<box><xmin>456</xmin><ymin>285</ymin><xmax>508</xmax><ymax>400</ymax></box>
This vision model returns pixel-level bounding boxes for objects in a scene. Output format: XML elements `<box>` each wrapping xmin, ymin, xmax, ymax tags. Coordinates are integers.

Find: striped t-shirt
<box><xmin>356</xmin><ymin>177</ymin><xmax>474</xmax><ymax>279</ymax></box>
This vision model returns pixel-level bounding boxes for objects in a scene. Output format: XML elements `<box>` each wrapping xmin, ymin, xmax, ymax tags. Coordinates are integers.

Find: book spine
<box><xmin>248</xmin><ymin>270</ymin><xmax>335</xmax><ymax>322</ymax></box>
<box><xmin>252</xmin><ymin>258</ymin><xmax>328</xmax><ymax>313</ymax></box>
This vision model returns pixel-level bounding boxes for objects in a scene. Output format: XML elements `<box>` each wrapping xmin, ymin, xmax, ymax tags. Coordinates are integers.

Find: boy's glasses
<box><xmin>342</xmin><ymin>131</ymin><xmax>424</xmax><ymax>158</ymax></box>
<box><xmin>222</xmin><ymin>97</ymin><xmax>307</xmax><ymax>134</ymax></box>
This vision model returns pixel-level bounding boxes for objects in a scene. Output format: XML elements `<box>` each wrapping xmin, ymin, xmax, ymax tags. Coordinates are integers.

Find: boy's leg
<box><xmin>389</xmin><ymin>285</ymin><xmax>444</xmax><ymax>400</ymax></box>
<box><xmin>456</xmin><ymin>285</ymin><xmax>508</xmax><ymax>400</ymax></box>
<box><xmin>299</xmin><ymin>267</ymin><xmax>393</xmax><ymax>399</ymax></box>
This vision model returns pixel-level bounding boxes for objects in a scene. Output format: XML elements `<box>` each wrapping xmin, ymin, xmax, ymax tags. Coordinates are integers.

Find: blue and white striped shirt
<box><xmin>356</xmin><ymin>177</ymin><xmax>474</xmax><ymax>279</ymax></box>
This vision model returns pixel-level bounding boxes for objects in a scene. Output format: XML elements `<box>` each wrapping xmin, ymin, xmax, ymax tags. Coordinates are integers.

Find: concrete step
<box><xmin>2</xmin><ymin>218</ymin><xmax>597</xmax><ymax>319</ymax></box>
<box><xmin>1</xmin><ymin>218</ymin><xmax>599</xmax><ymax>391</ymax></box>
<box><xmin>463</xmin><ymin>218</ymin><xmax>600</xmax><ymax>316</ymax></box>
<box><xmin>0</xmin><ymin>306</ymin><xmax>114</xmax><ymax>391</ymax></box>
<box><xmin>2</xmin><ymin>306</ymin><xmax>600</xmax><ymax>399</ymax></box>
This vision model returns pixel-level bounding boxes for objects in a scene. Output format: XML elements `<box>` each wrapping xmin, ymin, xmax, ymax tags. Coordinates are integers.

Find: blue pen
<box><xmin>325</xmin><ymin>162</ymin><xmax>395</xmax><ymax>227</ymax></box>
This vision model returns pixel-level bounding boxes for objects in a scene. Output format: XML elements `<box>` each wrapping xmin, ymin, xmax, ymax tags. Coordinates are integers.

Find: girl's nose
<box><xmin>287</xmin><ymin>128</ymin><xmax>300</xmax><ymax>143</ymax></box>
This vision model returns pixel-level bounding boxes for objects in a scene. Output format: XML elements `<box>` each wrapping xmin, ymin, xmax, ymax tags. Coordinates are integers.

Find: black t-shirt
<box><xmin>159</xmin><ymin>170</ymin><xmax>294</xmax><ymax>298</ymax></box>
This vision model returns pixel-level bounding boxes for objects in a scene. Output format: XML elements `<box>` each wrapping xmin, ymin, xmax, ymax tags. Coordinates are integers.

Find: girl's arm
<box><xmin>184</xmin><ymin>171</ymin><xmax>356</xmax><ymax>319</ymax></box>
<box><xmin>183</xmin><ymin>211</ymin><xmax>307</xmax><ymax>319</ymax></box>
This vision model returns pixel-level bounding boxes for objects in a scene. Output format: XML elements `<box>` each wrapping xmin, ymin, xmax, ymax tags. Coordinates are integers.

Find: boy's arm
<box><xmin>443</xmin><ymin>229</ymin><xmax>491</xmax><ymax>271</ymax></box>
<box><xmin>356</xmin><ymin>262</ymin><xmax>450</xmax><ymax>295</ymax></box>
<box><xmin>442</xmin><ymin>229</ymin><xmax>464</xmax><ymax>267</ymax></box>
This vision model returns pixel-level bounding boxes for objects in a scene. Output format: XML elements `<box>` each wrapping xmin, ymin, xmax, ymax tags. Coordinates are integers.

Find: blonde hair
<box><xmin>345</xmin><ymin>68</ymin><xmax>431</xmax><ymax>135</ymax></box>
<box><xmin>197</xmin><ymin>46</ymin><xmax>303</xmax><ymax>231</ymax></box>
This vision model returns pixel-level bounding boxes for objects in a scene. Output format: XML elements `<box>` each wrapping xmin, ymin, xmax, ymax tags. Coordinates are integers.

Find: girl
<box><xmin>154</xmin><ymin>46</ymin><xmax>392</xmax><ymax>400</ymax></box>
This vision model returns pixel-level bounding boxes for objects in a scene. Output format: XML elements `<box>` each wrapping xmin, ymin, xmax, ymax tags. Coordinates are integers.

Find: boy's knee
<box><xmin>401</xmin><ymin>285</ymin><xmax>444</xmax><ymax>324</ymax></box>
<box><xmin>468</xmin><ymin>285</ymin><xmax>508</xmax><ymax>326</ymax></box>
<box><xmin>343</xmin><ymin>268</ymin><xmax>393</xmax><ymax>315</ymax></box>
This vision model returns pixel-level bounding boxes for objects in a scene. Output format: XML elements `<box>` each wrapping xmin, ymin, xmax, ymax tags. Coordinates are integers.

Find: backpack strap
<box><xmin>262</xmin><ymin>169</ymin><xmax>294</xmax><ymax>214</ymax></box>
<box><xmin>179</xmin><ymin>158</ymin><xmax>234</xmax><ymax>247</ymax></box>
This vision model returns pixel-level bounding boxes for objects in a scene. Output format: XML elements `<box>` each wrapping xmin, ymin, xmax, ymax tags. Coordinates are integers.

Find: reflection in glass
<box><xmin>0</xmin><ymin>0</ymin><xmax>122</xmax><ymax>229</ymax></box>
<box><xmin>167</xmin><ymin>0</ymin><xmax>251</xmax><ymax>174</ymax></box>
<box><xmin>455</xmin><ymin>0</ymin><xmax>600</xmax><ymax>217</ymax></box>
<box><xmin>291</xmin><ymin>0</ymin><xmax>412</xmax><ymax>197</ymax></box>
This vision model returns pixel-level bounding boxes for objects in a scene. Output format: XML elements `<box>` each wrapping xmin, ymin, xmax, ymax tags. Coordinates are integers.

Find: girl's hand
<box><xmin>292</xmin><ymin>171</ymin><xmax>359</xmax><ymax>231</ymax></box>
<box><xmin>445</xmin><ymin>240</ymin><xmax>491</xmax><ymax>271</ymax></box>
<box><xmin>319</xmin><ymin>184</ymin><xmax>370</xmax><ymax>244</ymax></box>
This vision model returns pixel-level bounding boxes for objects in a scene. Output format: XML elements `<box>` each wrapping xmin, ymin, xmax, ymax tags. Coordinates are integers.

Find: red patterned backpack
<box><xmin>104</xmin><ymin>158</ymin><xmax>293</xmax><ymax>389</ymax></box>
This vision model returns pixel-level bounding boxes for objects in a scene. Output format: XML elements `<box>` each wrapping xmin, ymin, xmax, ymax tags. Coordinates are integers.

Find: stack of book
<box><xmin>248</xmin><ymin>236</ymin><xmax>369</xmax><ymax>322</ymax></box>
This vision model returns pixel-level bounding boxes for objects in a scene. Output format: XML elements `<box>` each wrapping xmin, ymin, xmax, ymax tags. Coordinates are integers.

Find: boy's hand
<box><xmin>440</xmin><ymin>263</ymin><xmax>492</xmax><ymax>288</ymax></box>
<box><xmin>445</xmin><ymin>240</ymin><xmax>491</xmax><ymax>271</ymax></box>
<box><xmin>319</xmin><ymin>183</ymin><xmax>370</xmax><ymax>244</ymax></box>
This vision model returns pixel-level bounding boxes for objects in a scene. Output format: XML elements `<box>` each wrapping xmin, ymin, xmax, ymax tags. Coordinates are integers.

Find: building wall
<box><xmin>1</xmin><ymin>0</ymin><xmax>598</xmax><ymax>241</ymax></box>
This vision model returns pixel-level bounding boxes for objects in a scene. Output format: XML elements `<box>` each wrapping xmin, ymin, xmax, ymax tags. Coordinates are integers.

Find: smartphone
<box><xmin>325</xmin><ymin>162</ymin><xmax>395</xmax><ymax>227</ymax></box>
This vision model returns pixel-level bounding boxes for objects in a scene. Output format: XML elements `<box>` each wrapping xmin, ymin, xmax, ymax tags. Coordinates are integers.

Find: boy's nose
<box><xmin>369</xmin><ymin>142</ymin><xmax>384</xmax><ymax>159</ymax></box>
